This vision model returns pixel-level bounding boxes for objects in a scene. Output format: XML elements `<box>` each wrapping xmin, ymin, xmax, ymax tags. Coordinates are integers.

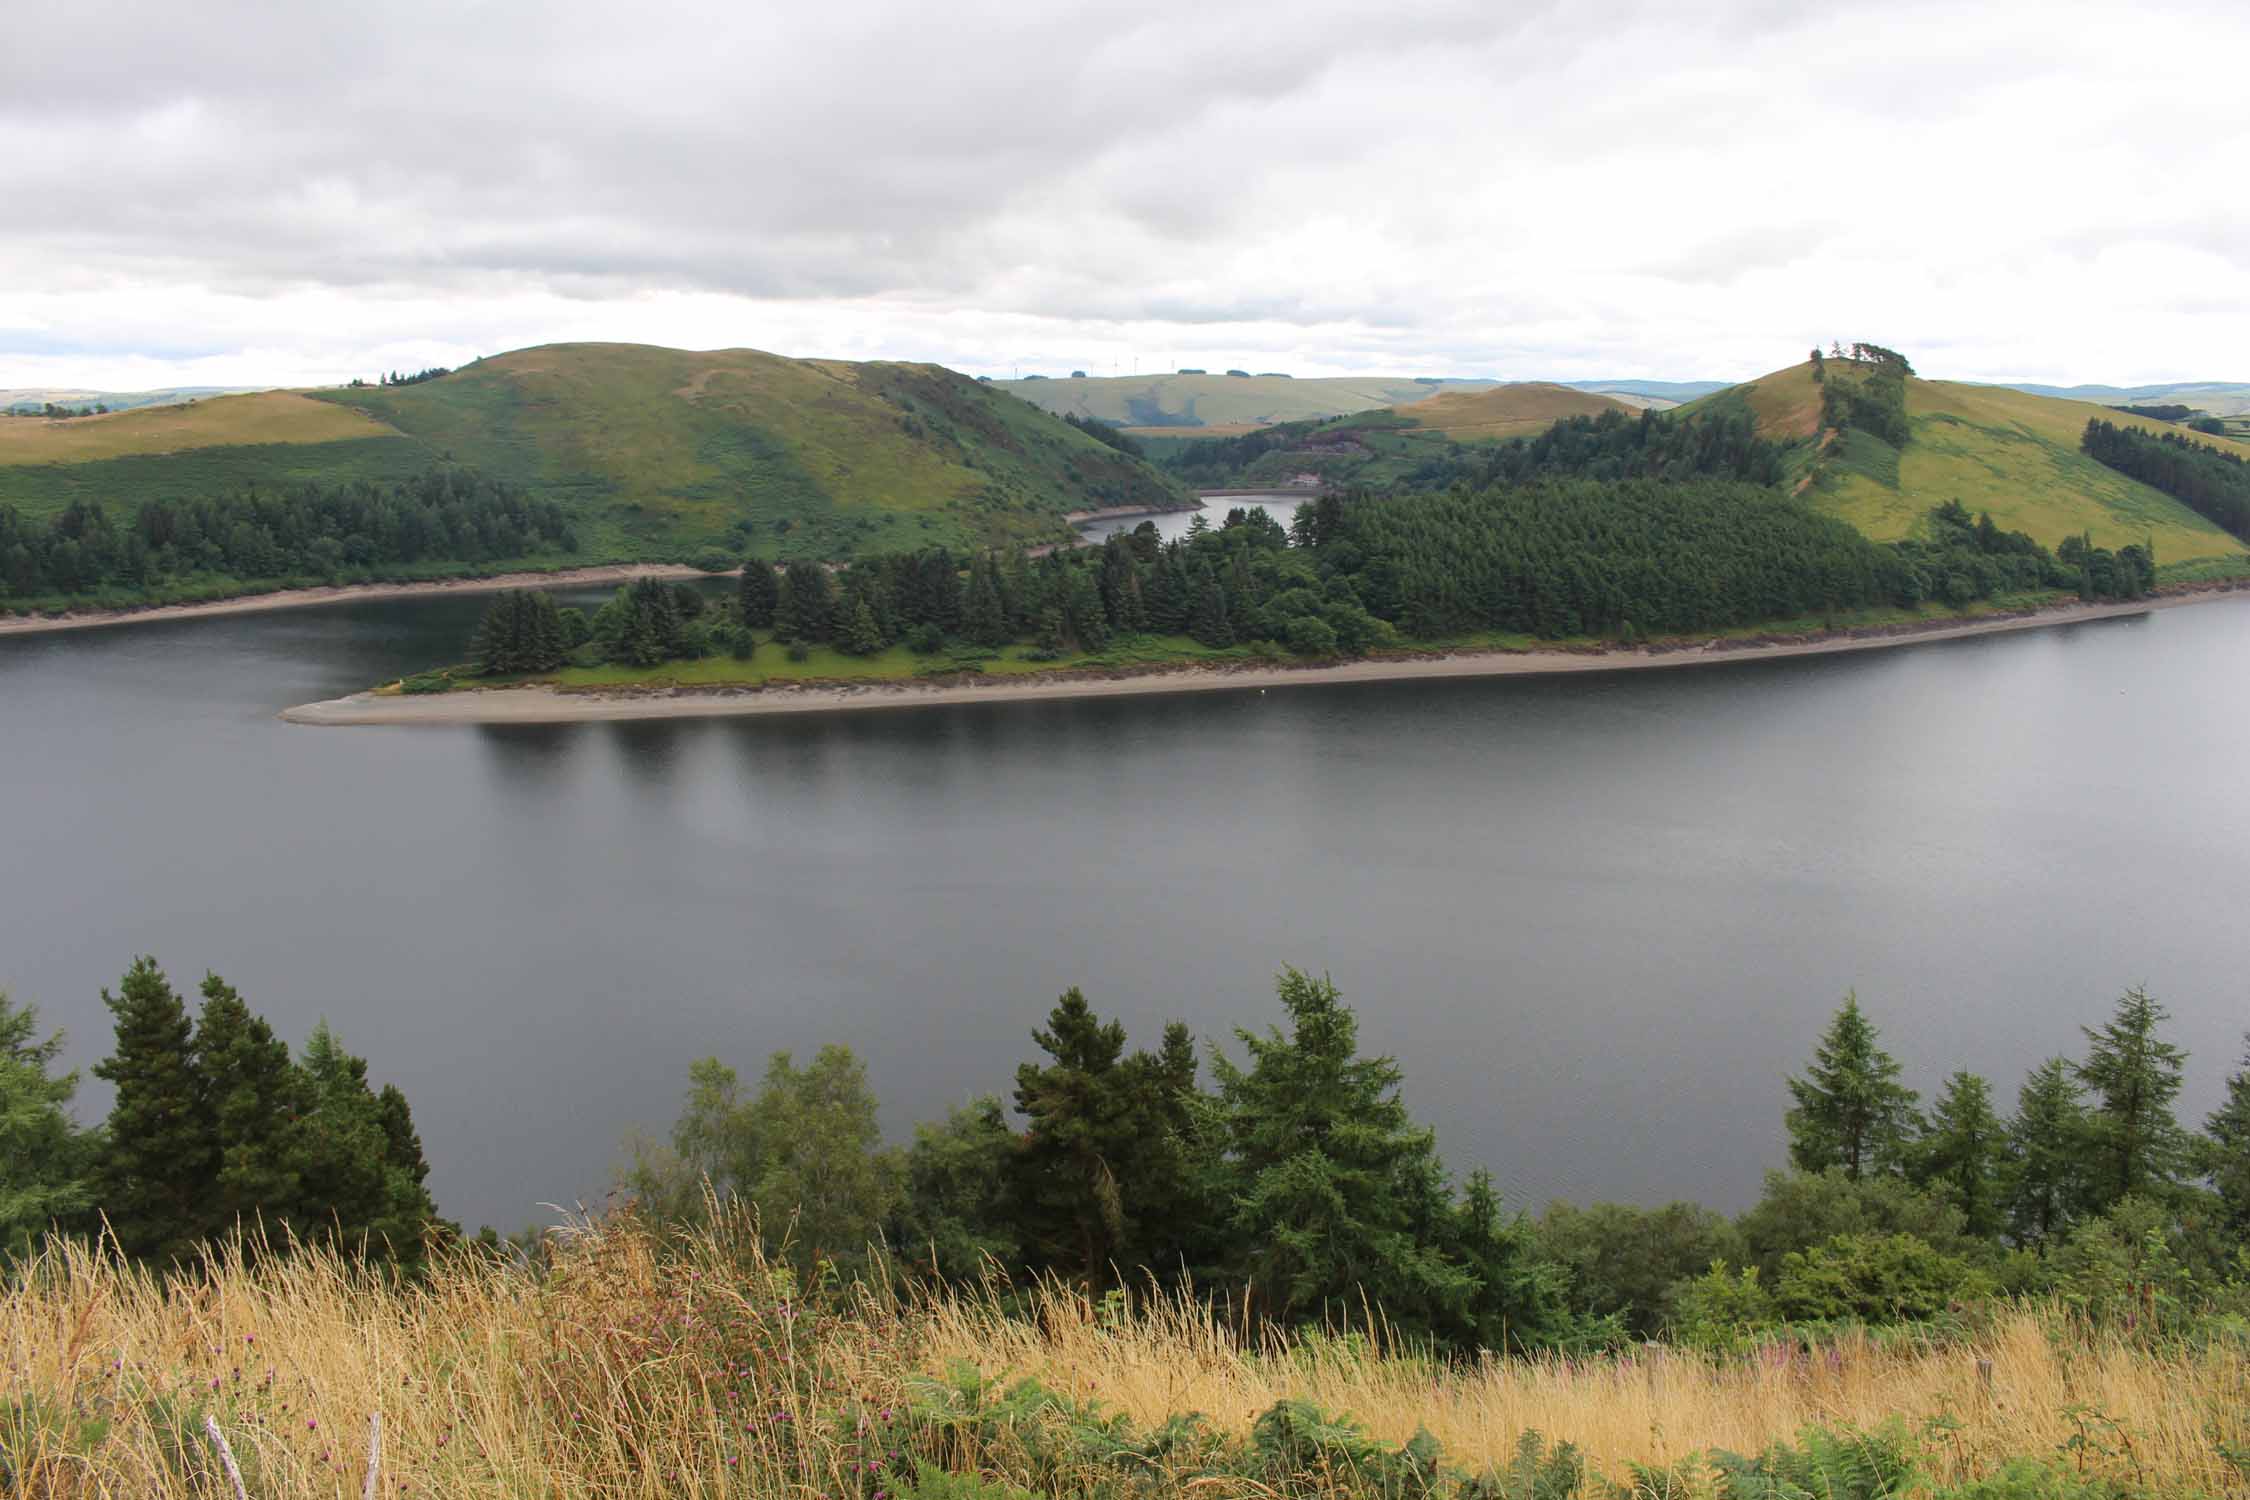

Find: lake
<box><xmin>5</xmin><ymin>587</ymin><xmax>2249</xmax><ymax>1231</ymax></box>
<box><xmin>1076</xmin><ymin>493</ymin><xmax>1306</xmax><ymax>545</ymax></box>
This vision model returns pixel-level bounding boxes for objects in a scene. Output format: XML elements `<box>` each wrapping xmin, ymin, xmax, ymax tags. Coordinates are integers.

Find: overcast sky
<box><xmin>4</xmin><ymin>0</ymin><xmax>2244</xmax><ymax>392</ymax></box>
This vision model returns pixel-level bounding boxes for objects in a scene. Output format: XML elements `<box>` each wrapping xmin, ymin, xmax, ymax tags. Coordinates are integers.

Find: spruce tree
<box><xmin>1010</xmin><ymin>989</ymin><xmax>1147</xmax><ymax>1285</ymax></box>
<box><xmin>738</xmin><ymin>561</ymin><xmax>779</xmax><ymax>628</ymax></box>
<box><xmin>192</xmin><ymin>973</ymin><xmax>307</xmax><ymax>1245</ymax></box>
<box><xmin>297</xmin><ymin>1022</ymin><xmax>438</xmax><ymax>1268</ymax></box>
<box><xmin>1189</xmin><ymin>579</ymin><xmax>1234</xmax><ymax>648</ymax></box>
<box><xmin>2002</xmin><ymin>1057</ymin><xmax>2089</xmax><ymax>1248</ymax></box>
<box><xmin>92</xmin><ymin>958</ymin><xmax>215</xmax><ymax>1263</ymax></box>
<box><xmin>1911</xmin><ymin>1070</ymin><xmax>2006</xmax><ymax>1241</ymax></box>
<box><xmin>1214</xmin><ymin>969</ymin><xmax>1470</xmax><ymax>1328</ymax></box>
<box><xmin>471</xmin><ymin>592</ymin><xmax>521</xmax><ymax>675</ymax></box>
<box><xmin>2200</xmin><ymin>1034</ymin><xmax>2250</xmax><ymax>1240</ymax></box>
<box><xmin>1</xmin><ymin>991</ymin><xmax>93</xmax><ymax>1256</ymax></box>
<box><xmin>842</xmin><ymin>597</ymin><xmax>884</xmax><ymax>656</ymax></box>
<box><xmin>1784</xmin><ymin>992</ymin><xmax>1920</xmax><ymax>1181</ymax></box>
<box><xmin>963</xmin><ymin>558</ymin><xmax>1010</xmax><ymax>646</ymax></box>
<box><xmin>2074</xmin><ymin>986</ymin><xmax>2191</xmax><ymax>1209</ymax></box>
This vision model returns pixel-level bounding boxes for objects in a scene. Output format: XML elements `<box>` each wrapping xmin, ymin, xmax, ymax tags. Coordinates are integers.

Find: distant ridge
<box><xmin>996</xmin><ymin>371</ymin><xmax>1500</xmax><ymax>431</ymax></box>
<box><xmin>1987</xmin><ymin>380</ymin><xmax>2250</xmax><ymax>418</ymax></box>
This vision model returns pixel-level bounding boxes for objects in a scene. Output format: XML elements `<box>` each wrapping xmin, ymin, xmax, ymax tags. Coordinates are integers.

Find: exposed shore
<box><xmin>280</xmin><ymin>587</ymin><xmax>2248</xmax><ymax>727</ymax></box>
<box><xmin>0</xmin><ymin>563</ymin><xmax>711</xmax><ymax>637</ymax></box>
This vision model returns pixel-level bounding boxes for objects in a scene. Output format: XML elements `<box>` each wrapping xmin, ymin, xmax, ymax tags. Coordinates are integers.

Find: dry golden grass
<box><xmin>0</xmin><ymin>393</ymin><xmax>391</xmax><ymax>463</ymax></box>
<box><xmin>1392</xmin><ymin>383</ymin><xmax>1632</xmax><ymax>440</ymax></box>
<box><xmin>5</xmin><ymin>1216</ymin><xmax>2245</xmax><ymax>1496</ymax></box>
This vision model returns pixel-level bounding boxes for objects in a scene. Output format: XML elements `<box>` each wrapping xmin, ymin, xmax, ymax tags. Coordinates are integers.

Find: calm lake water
<box><xmin>6</xmin><ymin>587</ymin><xmax>2250</xmax><ymax>1230</ymax></box>
<box><xmin>1076</xmin><ymin>493</ymin><xmax>1305</xmax><ymax>545</ymax></box>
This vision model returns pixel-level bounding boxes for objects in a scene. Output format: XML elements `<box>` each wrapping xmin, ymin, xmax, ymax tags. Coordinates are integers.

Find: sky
<box><xmin>4</xmin><ymin>0</ymin><xmax>2245</xmax><ymax>393</ymax></box>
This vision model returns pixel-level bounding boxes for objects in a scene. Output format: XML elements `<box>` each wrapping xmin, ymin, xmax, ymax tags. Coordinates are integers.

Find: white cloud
<box><xmin>1</xmin><ymin>0</ymin><xmax>2244</xmax><ymax>389</ymax></box>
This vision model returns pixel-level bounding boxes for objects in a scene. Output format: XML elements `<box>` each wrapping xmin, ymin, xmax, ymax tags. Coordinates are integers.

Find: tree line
<box><xmin>2</xmin><ymin>964</ymin><xmax>443</xmax><ymax>1270</ymax></box>
<box><xmin>0</xmin><ymin>468</ymin><xmax>577</xmax><ymax>603</ymax></box>
<box><xmin>2082</xmin><ymin>417</ymin><xmax>2250</xmax><ymax>543</ymax></box>
<box><xmin>612</xmin><ymin>972</ymin><xmax>2250</xmax><ymax>1355</ymax></box>
<box><xmin>1813</xmin><ymin>343</ymin><xmax>1913</xmax><ymax>448</ymax></box>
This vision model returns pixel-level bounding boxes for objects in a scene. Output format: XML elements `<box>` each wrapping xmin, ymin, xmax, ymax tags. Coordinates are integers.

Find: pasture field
<box><xmin>999</xmin><ymin>371</ymin><xmax>1501</xmax><ymax>429</ymax></box>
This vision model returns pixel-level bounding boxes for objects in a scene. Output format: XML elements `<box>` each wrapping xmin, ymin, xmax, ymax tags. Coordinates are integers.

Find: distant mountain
<box><xmin>0</xmin><ymin>385</ymin><xmax>263</xmax><ymax>415</ymax></box>
<box><xmin>1992</xmin><ymin>380</ymin><xmax>2250</xmax><ymax>417</ymax></box>
<box><xmin>1688</xmin><ymin>360</ymin><xmax>2250</xmax><ymax>565</ymax></box>
<box><xmin>0</xmin><ymin>344</ymin><xmax>1186</xmax><ymax>559</ymax></box>
<box><xmin>995</xmin><ymin>371</ymin><xmax>1501</xmax><ymax>432</ymax></box>
<box><xmin>1562</xmin><ymin>379</ymin><xmax>1732</xmax><ymax>409</ymax></box>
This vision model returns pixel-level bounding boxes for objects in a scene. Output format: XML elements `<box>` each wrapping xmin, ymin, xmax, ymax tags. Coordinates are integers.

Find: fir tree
<box><xmin>1910</xmin><ymin>1070</ymin><xmax>2006</xmax><ymax>1240</ymax></box>
<box><xmin>92</xmin><ymin>958</ymin><xmax>214</xmax><ymax>1263</ymax></box>
<box><xmin>297</xmin><ymin>1022</ymin><xmax>439</xmax><ymax>1268</ymax></box>
<box><xmin>192</xmin><ymin>973</ymin><xmax>306</xmax><ymax>1245</ymax></box>
<box><xmin>1784</xmin><ymin>992</ymin><xmax>1920</xmax><ymax>1181</ymax></box>
<box><xmin>1010</xmin><ymin>989</ymin><xmax>1148</xmax><ymax>1285</ymax></box>
<box><xmin>1214</xmin><ymin>969</ymin><xmax>1471</xmax><ymax>1329</ymax></box>
<box><xmin>2200</xmin><ymin>1034</ymin><xmax>2250</xmax><ymax>1240</ymax></box>
<box><xmin>2074</xmin><ymin>986</ymin><xmax>2192</xmax><ymax>1209</ymax></box>
<box><xmin>841</xmin><ymin>596</ymin><xmax>884</xmax><ymax>656</ymax></box>
<box><xmin>1189</xmin><ymin>579</ymin><xmax>1234</xmax><ymax>648</ymax></box>
<box><xmin>1</xmin><ymin>991</ymin><xmax>93</xmax><ymax>1256</ymax></box>
<box><xmin>963</xmin><ymin>557</ymin><xmax>1010</xmax><ymax>646</ymax></box>
<box><xmin>738</xmin><ymin>561</ymin><xmax>779</xmax><ymax>628</ymax></box>
<box><xmin>2002</xmin><ymin>1058</ymin><xmax>2090</xmax><ymax>1248</ymax></box>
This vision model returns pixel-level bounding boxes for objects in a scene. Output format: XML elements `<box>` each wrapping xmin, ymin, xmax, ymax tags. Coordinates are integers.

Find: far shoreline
<box><xmin>279</xmin><ymin>586</ymin><xmax>2250</xmax><ymax>728</ymax></box>
<box><xmin>0</xmin><ymin>563</ymin><xmax>714</xmax><ymax>638</ymax></box>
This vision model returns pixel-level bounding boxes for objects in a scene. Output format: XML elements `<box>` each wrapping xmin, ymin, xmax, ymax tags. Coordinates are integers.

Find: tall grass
<box><xmin>5</xmin><ymin>1211</ymin><xmax>2246</xmax><ymax>1496</ymax></box>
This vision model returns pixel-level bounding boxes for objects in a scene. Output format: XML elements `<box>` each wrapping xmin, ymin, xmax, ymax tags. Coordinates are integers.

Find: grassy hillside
<box><xmin>0</xmin><ymin>345</ymin><xmax>1187</xmax><ymax>562</ymax></box>
<box><xmin>1390</xmin><ymin>382</ymin><xmax>1631</xmax><ymax>439</ymax></box>
<box><xmin>997</xmin><ymin>371</ymin><xmax>1499</xmax><ymax>430</ymax></box>
<box><xmin>1691</xmin><ymin>361</ymin><xmax>2250</xmax><ymax>568</ymax></box>
<box><xmin>0</xmin><ymin>384</ymin><xmax>266</xmax><ymax>415</ymax></box>
<box><xmin>2001</xmin><ymin>379</ymin><xmax>2250</xmax><ymax>418</ymax></box>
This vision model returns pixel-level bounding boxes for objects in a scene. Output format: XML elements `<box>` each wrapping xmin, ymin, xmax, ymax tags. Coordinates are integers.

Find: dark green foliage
<box><xmin>592</xmin><ymin>577</ymin><xmax>691</xmax><ymax>666</ymax></box>
<box><xmin>1897</xmin><ymin>501</ymin><xmax>2150</xmax><ymax>606</ymax></box>
<box><xmin>1063</xmin><ymin>412</ymin><xmax>1147</xmax><ymax>459</ymax></box>
<box><xmin>1214</xmin><ymin>969</ymin><xmax>1476</xmax><ymax>1332</ymax></box>
<box><xmin>92</xmin><ymin>959</ymin><xmax>212</xmax><ymax>1264</ymax></box>
<box><xmin>2003</xmin><ymin>1058</ymin><xmax>2093</xmax><ymax>1250</ymax></box>
<box><xmin>738</xmin><ymin>560</ymin><xmax>780</xmax><ymax>626</ymax></box>
<box><xmin>294</xmin><ymin>1021</ymin><xmax>444</xmax><ymax>1270</ymax></box>
<box><xmin>1737</xmin><ymin>1169</ymin><xmax>1973</xmax><ymax>1284</ymax></box>
<box><xmin>775</xmin><ymin>561</ymin><xmax>836</xmax><ymax>643</ymax></box>
<box><xmin>470</xmin><ymin>589</ymin><xmax>566</xmax><ymax>674</ymax></box>
<box><xmin>2072</xmin><ymin>987</ymin><xmax>2192</xmax><ymax>1209</ymax></box>
<box><xmin>192</xmin><ymin>974</ymin><xmax>307</xmax><ymax>1245</ymax></box>
<box><xmin>1910</xmin><ymin>1072</ymin><xmax>2008</xmax><ymax>1241</ymax></box>
<box><xmin>1785</xmin><ymin>994</ymin><xmax>1921</xmax><ymax>1182</ymax></box>
<box><xmin>890</xmin><ymin>1097</ymin><xmax>1021</xmax><ymax>1281</ymax></box>
<box><xmin>1535</xmin><ymin>1201</ymin><xmax>1745</xmax><ymax>1337</ymax></box>
<box><xmin>2199</xmin><ymin>1034</ymin><xmax>2250</xmax><ymax>1240</ymax></box>
<box><xmin>2083</xmin><ymin>417</ymin><xmax>2250</xmax><ymax>541</ymax></box>
<box><xmin>0</xmin><ymin>992</ymin><xmax>93</xmax><ymax>1257</ymax></box>
<box><xmin>1819</xmin><ymin>345</ymin><xmax>1913</xmax><ymax>448</ymax></box>
<box><xmin>0</xmin><ymin>468</ymin><xmax>573</xmax><ymax>603</ymax></box>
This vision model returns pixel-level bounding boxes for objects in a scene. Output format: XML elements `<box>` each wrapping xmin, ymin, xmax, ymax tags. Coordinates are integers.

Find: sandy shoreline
<box><xmin>279</xmin><ymin>588</ymin><xmax>2248</xmax><ymax>727</ymax></box>
<box><xmin>0</xmin><ymin>564</ymin><xmax>711</xmax><ymax>637</ymax></box>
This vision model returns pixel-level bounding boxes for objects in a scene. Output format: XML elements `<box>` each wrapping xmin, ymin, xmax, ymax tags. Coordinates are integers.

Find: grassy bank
<box><xmin>5</xmin><ymin>1213</ymin><xmax>2246</xmax><ymax>1497</ymax></box>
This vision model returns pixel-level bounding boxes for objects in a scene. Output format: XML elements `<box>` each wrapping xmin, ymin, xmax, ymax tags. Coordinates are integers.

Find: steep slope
<box><xmin>1689</xmin><ymin>361</ymin><xmax>2250</xmax><ymax>567</ymax></box>
<box><xmin>1390</xmin><ymin>382</ymin><xmax>1632</xmax><ymax>439</ymax></box>
<box><xmin>997</xmin><ymin>372</ymin><xmax>1499</xmax><ymax>431</ymax></box>
<box><xmin>0</xmin><ymin>344</ymin><xmax>1187</xmax><ymax>560</ymax></box>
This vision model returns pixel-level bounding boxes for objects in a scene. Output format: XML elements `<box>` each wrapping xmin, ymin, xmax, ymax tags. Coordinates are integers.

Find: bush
<box><xmin>1773</xmin><ymin>1233</ymin><xmax>1995</xmax><ymax>1323</ymax></box>
<box><xmin>692</xmin><ymin>549</ymin><xmax>738</xmax><ymax>573</ymax></box>
<box><xmin>398</xmin><ymin>672</ymin><xmax>452</xmax><ymax>695</ymax></box>
<box><xmin>786</xmin><ymin>641</ymin><xmax>812</xmax><ymax>663</ymax></box>
<box><xmin>908</xmin><ymin>623</ymin><xmax>948</xmax><ymax>654</ymax></box>
<box><xmin>727</xmin><ymin>626</ymin><xmax>757</xmax><ymax>660</ymax></box>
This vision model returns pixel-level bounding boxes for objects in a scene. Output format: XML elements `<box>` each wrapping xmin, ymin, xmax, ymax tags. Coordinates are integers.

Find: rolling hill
<box><xmin>1688</xmin><ymin>360</ymin><xmax>2250</xmax><ymax>568</ymax></box>
<box><xmin>1388</xmin><ymin>382</ymin><xmax>1633</xmax><ymax>440</ymax></box>
<box><xmin>0</xmin><ymin>344</ymin><xmax>1188</xmax><ymax>560</ymax></box>
<box><xmin>1</xmin><ymin>384</ymin><xmax>266</xmax><ymax>415</ymax></box>
<box><xmin>1996</xmin><ymin>380</ymin><xmax>2250</xmax><ymax>418</ymax></box>
<box><xmin>994</xmin><ymin>371</ymin><xmax>1501</xmax><ymax>433</ymax></box>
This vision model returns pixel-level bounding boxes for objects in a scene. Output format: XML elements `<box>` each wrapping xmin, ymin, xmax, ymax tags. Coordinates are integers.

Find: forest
<box><xmin>2082</xmin><ymin>418</ymin><xmax>2250</xmax><ymax>543</ymax></box>
<box><xmin>0</xmin><ymin>468</ymin><xmax>576</xmax><ymax>602</ymax></box>
<box><xmin>9</xmin><ymin>961</ymin><xmax>2249</xmax><ymax>1364</ymax></box>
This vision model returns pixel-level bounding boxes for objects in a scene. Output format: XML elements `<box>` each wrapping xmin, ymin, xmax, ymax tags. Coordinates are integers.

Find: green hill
<box><xmin>0</xmin><ymin>344</ymin><xmax>1187</xmax><ymax>561</ymax></box>
<box><xmin>1688</xmin><ymin>360</ymin><xmax>2250</xmax><ymax>570</ymax></box>
<box><xmin>996</xmin><ymin>371</ymin><xmax>1500</xmax><ymax>432</ymax></box>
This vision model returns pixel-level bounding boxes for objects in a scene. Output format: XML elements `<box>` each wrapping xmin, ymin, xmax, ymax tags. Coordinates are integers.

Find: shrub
<box><xmin>692</xmin><ymin>549</ymin><xmax>738</xmax><ymax>573</ymax></box>
<box><xmin>786</xmin><ymin>641</ymin><xmax>812</xmax><ymax>663</ymax></box>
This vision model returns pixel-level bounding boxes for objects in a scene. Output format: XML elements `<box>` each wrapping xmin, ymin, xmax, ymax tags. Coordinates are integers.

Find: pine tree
<box><xmin>92</xmin><ymin>958</ymin><xmax>214</xmax><ymax>1263</ymax></box>
<box><xmin>1784</xmin><ymin>992</ymin><xmax>1920</xmax><ymax>1181</ymax></box>
<box><xmin>1189</xmin><ymin>579</ymin><xmax>1233</xmax><ymax>648</ymax></box>
<box><xmin>1</xmin><ymin>991</ymin><xmax>93</xmax><ymax>1256</ymax></box>
<box><xmin>471</xmin><ymin>592</ymin><xmax>521</xmax><ymax>675</ymax></box>
<box><xmin>842</xmin><ymin>596</ymin><xmax>884</xmax><ymax>656</ymax></box>
<box><xmin>297</xmin><ymin>1023</ymin><xmax>438</xmax><ymax>1268</ymax></box>
<box><xmin>2074</xmin><ymin>986</ymin><xmax>2191</xmax><ymax>1209</ymax></box>
<box><xmin>192</xmin><ymin>973</ymin><xmax>307</xmax><ymax>1245</ymax></box>
<box><xmin>738</xmin><ymin>561</ymin><xmax>779</xmax><ymax>628</ymax></box>
<box><xmin>1214</xmin><ymin>968</ymin><xmax>1471</xmax><ymax>1329</ymax></box>
<box><xmin>2003</xmin><ymin>1057</ymin><xmax>2090</xmax><ymax>1249</ymax></box>
<box><xmin>1010</xmin><ymin>989</ymin><xmax>1147</xmax><ymax>1285</ymax></box>
<box><xmin>2200</xmin><ymin>1034</ymin><xmax>2250</xmax><ymax>1240</ymax></box>
<box><xmin>1911</xmin><ymin>1071</ymin><xmax>2006</xmax><ymax>1240</ymax></box>
<box><xmin>963</xmin><ymin>557</ymin><xmax>1010</xmax><ymax>646</ymax></box>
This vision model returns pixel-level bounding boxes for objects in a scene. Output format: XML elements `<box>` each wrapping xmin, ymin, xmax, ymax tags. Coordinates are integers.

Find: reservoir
<box><xmin>5</xmin><ymin>586</ymin><xmax>2249</xmax><ymax>1231</ymax></box>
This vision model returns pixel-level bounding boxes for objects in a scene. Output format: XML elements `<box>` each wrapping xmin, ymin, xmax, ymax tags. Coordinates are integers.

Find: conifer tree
<box><xmin>1189</xmin><ymin>579</ymin><xmax>1234</xmax><ymax>647</ymax></box>
<box><xmin>842</xmin><ymin>596</ymin><xmax>884</xmax><ymax>656</ymax></box>
<box><xmin>2199</xmin><ymin>1034</ymin><xmax>2250</xmax><ymax>1240</ymax></box>
<box><xmin>1784</xmin><ymin>992</ymin><xmax>1920</xmax><ymax>1181</ymax></box>
<box><xmin>738</xmin><ymin>561</ymin><xmax>779</xmax><ymax>628</ymax></box>
<box><xmin>1</xmin><ymin>991</ymin><xmax>93</xmax><ymax>1256</ymax></box>
<box><xmin>297</xmin><ymin>1022</ymin><xmax>439</xmax><ymax>1268</ymax></box>
<box><xmin>2003</xmin><ymin>1057</ymin><xmax>2090</xmax><ymax>1248</ymax></box>
<box><xmin>92</xmin><ymin>958</ymin><xmax>214</xmax><ymax>1263</ymax></box>
<box><xmin>1214</xmin><ymin>969</ymin><xmax>1469</xmax><ymax>1328</ymax></box>
<box><xmin>2074</xmin><ymin>986</ymin><xmax>2191</xmax><ymax>1209</ymax></box>
<box><xmin>1010</xmin><ymin>989</ymin><xmax>1148</xmax><ymax>1285</ymax></box>
<box><xmin>192</xmin><ymin>973</ymin><xmax>306</xmax><ymax>1244</ymax></box>
<box><xmin>1910</xmin><ymin>1070</ymin><xmax>2006</xmax><ymax>1240</ymax></box>
<box><xmin>963</xmin><ymin>557</ymin><xmax>1010</xmax><ymax>646</ymax></box>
